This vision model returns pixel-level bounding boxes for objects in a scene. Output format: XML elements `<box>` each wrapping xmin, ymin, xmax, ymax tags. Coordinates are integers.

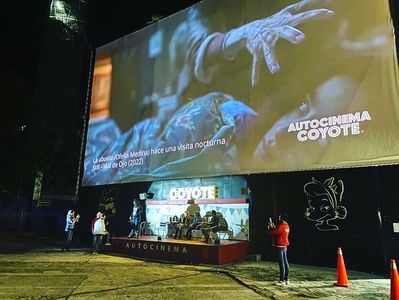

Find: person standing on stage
<box><xmin>268</xmin><ymin>213</ymin><xmax>290</xmax><ymax>285</ymax></box>
<box><xmin>128</xmin><ymin>199</ymin><xmax>143</xmax><ymax>238</ymax></box>
<box><xmin>62</xmin><ymin>209</ymin><xmax>80</xmax><ymax>252</ymax></box>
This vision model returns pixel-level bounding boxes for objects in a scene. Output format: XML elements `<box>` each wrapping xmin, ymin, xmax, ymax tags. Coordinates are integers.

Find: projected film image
<box><xmin>83</xmin><ymin>0</ymin><xmax>399</xmax><ymax>186</ymax></box>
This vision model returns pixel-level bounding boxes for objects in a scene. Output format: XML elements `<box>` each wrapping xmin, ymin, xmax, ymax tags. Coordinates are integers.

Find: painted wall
<box><xmin>248</xmin><ymin>166</ymin><xmax>399</xmax><ymax>275</ymax></box>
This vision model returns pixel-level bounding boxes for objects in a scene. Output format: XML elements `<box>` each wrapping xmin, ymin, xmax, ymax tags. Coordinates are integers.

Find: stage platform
<box><xmin>110</xmin><ymin>236</ymin><xmax>249</xmax><ymax>265</ymax></box>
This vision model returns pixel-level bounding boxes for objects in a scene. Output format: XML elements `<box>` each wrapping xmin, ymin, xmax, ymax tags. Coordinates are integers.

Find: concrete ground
<box><xmin>0</xmin><ymin>231</ymin><xmax>391</xmax><ymax>300</ymax></box>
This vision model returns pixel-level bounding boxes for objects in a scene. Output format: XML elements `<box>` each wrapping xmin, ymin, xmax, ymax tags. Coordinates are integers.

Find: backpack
<box><xmin>218</xmin><ymin>215</ymin><xmax>228</xmax><ymax>231</ymax></box>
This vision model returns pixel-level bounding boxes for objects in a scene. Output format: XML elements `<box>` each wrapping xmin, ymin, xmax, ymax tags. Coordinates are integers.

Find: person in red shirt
<box><xmin>268</xmin><ymin>213</ymin><xmax>290</xmax><ymax>285</ymax></box>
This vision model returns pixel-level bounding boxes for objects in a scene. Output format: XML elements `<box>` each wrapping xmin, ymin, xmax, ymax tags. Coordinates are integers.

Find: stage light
<box><xmin>214</xmin><ymin>186</ymin><xmax>219</xmax><ymax>199</ymax></box>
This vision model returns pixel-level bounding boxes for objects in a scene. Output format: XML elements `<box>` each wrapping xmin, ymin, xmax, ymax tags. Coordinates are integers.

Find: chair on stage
<box><xmin>216</xmin><ymin>227</ymin><xmax>232</xmax><ymax>240</ymax></box>
<box><xmin>235</xmin><ymin>223</ymin><xmax>249</xmax><ymax>240</ymax></box>
<box><xmin>155</xmin><ymin>215</ymin><xmax>169</xmax><ymax>238</ymax></box>
<box><xmin>138</xmin><ymin>221</ymin><xmax>153</xmax><ymax>238</ymax></box>
<box><xmin>191</xmin><ymin>223</ymin><xmax>203</xmax><ymax>240</ymax></box>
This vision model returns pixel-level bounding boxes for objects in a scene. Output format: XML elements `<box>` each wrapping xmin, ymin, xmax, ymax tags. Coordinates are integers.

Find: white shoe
<box><xmin>285</xmin><ymin>280</ymin><xmax>290</xmax><ymax>285</ymax></box>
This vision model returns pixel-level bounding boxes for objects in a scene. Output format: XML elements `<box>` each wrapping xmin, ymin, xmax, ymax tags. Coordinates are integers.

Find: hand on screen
<box><xmin>223</xmin><ymin>0</ymin><xmax>334</xmax><ymax>86</ymax></box>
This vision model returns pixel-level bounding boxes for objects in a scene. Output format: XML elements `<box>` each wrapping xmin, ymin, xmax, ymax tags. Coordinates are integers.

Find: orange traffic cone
<box><xmin>334</xmin><ymin>247</ymin><xmax>350</xmax><ymax>287</ymax></box>
<box><xmin>391</xmin><ymin>259</ymin><xmax>399</xmax><ymax>300</ymax></box>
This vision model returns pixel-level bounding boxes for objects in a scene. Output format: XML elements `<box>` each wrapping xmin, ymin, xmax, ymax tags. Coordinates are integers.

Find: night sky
<box><xmin>88</xmin><ymin>0</ymin><xmax>202</xmax><ymax>47</ymax></box>
<box><xmin>0</xmin><ymin>0</ymin><xmax>201</xmax><ymax>198</ymax></box>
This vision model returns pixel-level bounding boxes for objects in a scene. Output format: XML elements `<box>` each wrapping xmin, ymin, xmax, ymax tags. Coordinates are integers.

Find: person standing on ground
<box><xmin>92</xmin><ymin>212</ymin><xmax>107</xmax><ymax>254</ymax></box>
<box><xmin>62</xmin><ymin>209</ymin><xmax>80</xmax><ymax>252</ymax></box>
<box><xmin>102</xmin><ymin>213</ymin><xmax>111</xmax><ymax>246</ymax></box>
<box><xmin>268</xmin><ymin>213</ymin><xmax>290</xmax><ymax>285</ymax></box>
<box><xmin>128</xmin><ymin>199</ymin><xmax>143</xmax><ymax>238</ymax></box>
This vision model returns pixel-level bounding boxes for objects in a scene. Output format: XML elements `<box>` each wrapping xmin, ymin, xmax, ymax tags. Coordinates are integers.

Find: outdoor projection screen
<box><xmin>82</xmin><ymin>0</ymin><xmax>399</xmax><ymax>186</ymax></box>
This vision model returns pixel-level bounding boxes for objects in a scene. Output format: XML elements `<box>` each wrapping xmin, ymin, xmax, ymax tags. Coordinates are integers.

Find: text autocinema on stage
<box><xmin>125</xmin><ymin>241</ymin><xmax>188</xmax><ymax>254</ymax></box>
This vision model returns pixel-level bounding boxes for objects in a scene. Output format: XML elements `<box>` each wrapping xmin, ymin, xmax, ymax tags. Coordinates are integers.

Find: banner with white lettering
<box><xmin>82</xmin><ymin>0</ymin><xmax>399</xmax><ymax>185</ymax></box>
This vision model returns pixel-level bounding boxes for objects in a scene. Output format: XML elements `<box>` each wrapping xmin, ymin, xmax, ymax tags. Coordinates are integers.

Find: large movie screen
<box><xmin>83</xmin><ymin>0</ymin><xmax>399</xmax><ymax>186</ymax></box>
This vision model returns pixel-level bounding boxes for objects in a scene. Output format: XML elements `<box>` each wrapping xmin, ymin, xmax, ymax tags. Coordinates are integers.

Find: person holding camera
<box><xmin>268</xmin><ymin>213</ymin><xmax>290</xmax><ymax>285</ymax></box>
<box><xmin>62</xmin><ymin>209</ymin><xmax>80</xmax><ymax>252</ymax></box>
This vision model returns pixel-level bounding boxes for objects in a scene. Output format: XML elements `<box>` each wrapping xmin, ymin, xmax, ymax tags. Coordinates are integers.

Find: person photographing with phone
<box><xmin>268</xmin><ymin>213</ymin><xmax>290</xmax><ymax>285</ymax></box>
<box><xmin>62</xmin><ymin>209</ymin><xmax>80</xmax><ymax>252</ymax></box>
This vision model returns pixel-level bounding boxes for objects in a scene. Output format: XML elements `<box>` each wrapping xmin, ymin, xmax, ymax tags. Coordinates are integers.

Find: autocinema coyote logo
<box><xmin>304</xmin><ymin>177</ymin><xmax>347</xmax><ymax>231</ymax></box>
<box><xmin>289</xmin><ymin>111</ymin><xmax>371</xmax><ymax>141</ymax></box>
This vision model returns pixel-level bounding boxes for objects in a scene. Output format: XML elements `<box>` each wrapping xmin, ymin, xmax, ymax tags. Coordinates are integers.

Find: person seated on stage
<box><xmin>168</xmin><ymin>215</ymin><xmax>179</xmax><ymax>237</ymax></box>
<box><xmin>174</xmin><ymin>210</ymin><xmax>190</xmax><ymax>239</ymax></box>
<box><xmin>185</xmin><ymin>211</ymin><xmax>202</xmax><ymax>240</ymax></box>
<box><xmin>202</xmin><ymin>210</ymin><xmax>219</xmax><ymax>243</ymax></box>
